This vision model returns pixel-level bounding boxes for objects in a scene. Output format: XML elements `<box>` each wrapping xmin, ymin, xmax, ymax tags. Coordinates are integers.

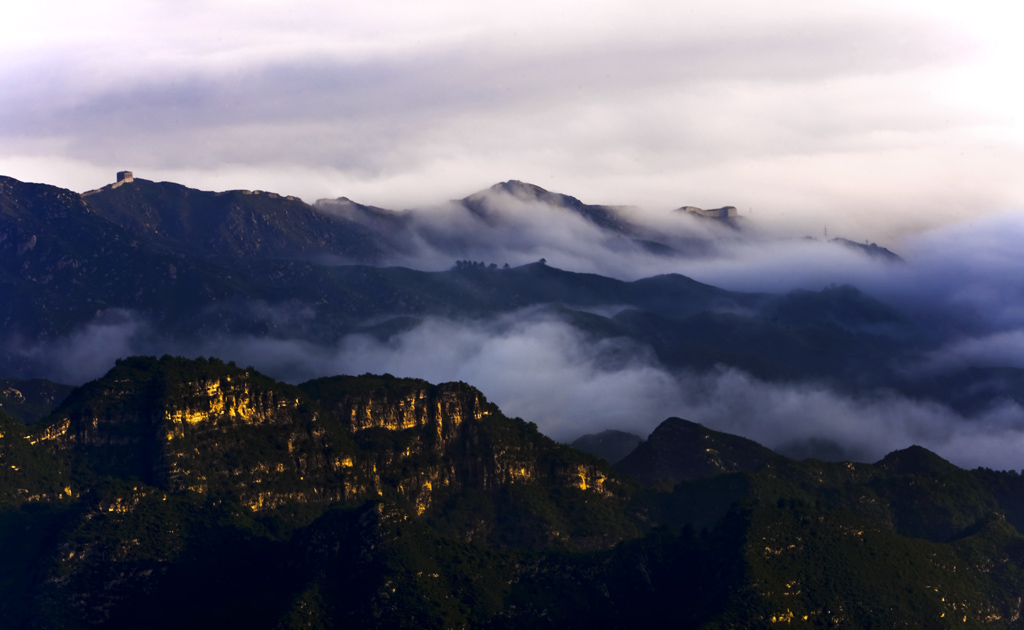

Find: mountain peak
<box><xmin>463</xmin><ymin>180</ymin><xmax>585</xmax><ymax>210</ymax></box>
<box><xmin>613</xmin><ymin>417</ymin><xmax>781</xmax><ymax>484</ymax></box>
<box><xmin>489</xmin><ymin>180</ymin><xmax>555</xmax><ymax>199</ymax></box>
<box><xmin>875</xmin><ymin>445</ymin><xmax>958</xmax><ymax>476</ymax></box>
<box><xmin>80</xmin><ymin>178</ymin><xmax>389</xmax><ymax>263</ymax></box>
<box><xmin>460</xmin><ymin>180</ymin><xmax>650</xmax><ymax>240</ymax></box>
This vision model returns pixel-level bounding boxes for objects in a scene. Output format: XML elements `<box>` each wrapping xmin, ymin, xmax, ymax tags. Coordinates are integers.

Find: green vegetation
<box><xmin>0</xmin><ymin>358</ymin><xmax>647</xmax><ymax>627</ymax></box>
<box><xmin>0</xmin><ymin>378</ymin><xmax>74</xmax><ymax>424</ymax></box>
<box><xmin>3</xmin><ymin>357</ymin><xmax>1024</xmax><ymax>627</ymax></box>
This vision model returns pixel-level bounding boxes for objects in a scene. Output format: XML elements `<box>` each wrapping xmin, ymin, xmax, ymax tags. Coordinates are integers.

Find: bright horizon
<box><xmin>3</xmin><ymin>1</ymin><xmax>1024</xmax><ymax>246</ymax></box>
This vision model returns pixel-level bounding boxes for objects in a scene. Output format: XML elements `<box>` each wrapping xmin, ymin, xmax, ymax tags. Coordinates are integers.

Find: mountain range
<box><xmin>3</xmin><ymin>357</ymin><xmax>1024</xmax><ymax>627</ymax></box>
<box><xmin>1</xmin><ymin>173</ymin><xmax>993</xmax><ymax>437</ymax></box>
<box><xmin>3</xmin><ymin>172</ymin><xmax>1024</xmax><ymax>626</ymax></box>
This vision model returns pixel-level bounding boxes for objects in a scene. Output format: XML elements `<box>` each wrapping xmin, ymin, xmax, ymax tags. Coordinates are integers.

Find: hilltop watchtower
<box><xmin>679</xmin><ymin>205</ymin><xmax>738</xmax><ymax>218</ymax></box>
<box><xmin>116</xmin><ymin>171</ymin><xmax>134</xmax><ymax>184</ymax></box>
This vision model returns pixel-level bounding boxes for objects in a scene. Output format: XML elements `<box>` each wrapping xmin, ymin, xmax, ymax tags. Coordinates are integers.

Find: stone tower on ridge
<box><xmin>678</xmin><ymin>205</ymin><xmax>738</xmax><ymax>218</ymax></box>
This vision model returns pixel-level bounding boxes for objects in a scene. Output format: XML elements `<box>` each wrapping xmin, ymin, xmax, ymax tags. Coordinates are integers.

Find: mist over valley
<box><xmin>7</xmin><ymin>173</ymin><xmax>1024</xmax><ymax>626</ymax></box>
<box><xmin>10</xmin><ymin>2</ymin><xmax>1024</xmax><ymax>625</ymax></box>
<box><xmin>4</xmin><ymin>173</ymin><xmax>1024</xmax><ymax>470</ymax></box>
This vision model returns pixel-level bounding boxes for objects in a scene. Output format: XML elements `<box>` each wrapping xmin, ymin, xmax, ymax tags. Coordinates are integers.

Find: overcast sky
<box><xmin>2</xmin><ymin>0</ymin><xmax>1023</xmax><ymax>242</ymax></box>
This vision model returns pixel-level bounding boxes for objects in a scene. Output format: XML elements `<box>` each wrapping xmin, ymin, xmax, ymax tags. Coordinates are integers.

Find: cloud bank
<box><xmin>7</xmin><ymin>207</ymin><xmax>1024</xmax><ymax>471</ymax></box>
<box><xmin>10</xmin><ymin>302</ymin><xmax>1024</xmax><ymax>472</ymax></box>
<box><xmin>2</xmin><ymin>0</ymin><xmax>1023</xmax><ymax>241</ymax></box>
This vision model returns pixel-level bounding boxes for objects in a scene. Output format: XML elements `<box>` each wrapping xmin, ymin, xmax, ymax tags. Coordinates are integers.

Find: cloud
<box><xmin>9</xmin><ymin>297</ymin><xmax>1024</xmax><ymax>471</ymax></box>
<box><xmin>331</xmin><ymin>315</ymin><xmax>686</xmax><ymax>439</ymax></box>
<box><xmin>160</xmin><ymin>309</ymin><xmax>689</xmax><ymax>440</ymax></box>
<box><xmin>670</xmin><ymin>210</ymin><xmax>1024</xmax><ymax>338</ymax></box>
<box><xmin>316</xmin><ymin>317</ymin><xmax>1024</xmax><ymax>471</ymax></box>
<box><xmin>915</xmin><ymin>331</ymin><xmax>1024</xmax><ymax>374</ymax></box>
<box><xmin>7</xmin><ymin>204</ymin><xmax>1024</xmax><ymax>473</ymax></box>
<box><xmin>322</xmin><ymin>181</ymin><xmax>902</xmax><ymax>285</ymax></box>
<box><xmin>889</xmin><ymin>212</ymin><xmax>1024</xmax><ymax>331</ymax></box>
<box><xmin>225</xmin><ymin>311</ymin><xmax>1024</xmax><ymax>471</ymax></box>
<box><xmin>316</xmin><ymin>193</ymin><xmax>1024</xmax><ymax>347</ymax></box>
<box><xmin>669</xmin><ymin>367</ymin><xmax>1024</xmax><ymax>471</ymax></box>
<box><xmin>4</xmin><ymin>0</ymin><xmax>1020</xmax><ymax>243</ymax></box>
<box><xmin>3</xmin><ymin>310</ymin><xmax>149</xmax><ymax>384</ymax></box>
<box><xmin>368</xmin><ymin>192</ymin><xmax>737</xmax><ymax>276</ymax></box>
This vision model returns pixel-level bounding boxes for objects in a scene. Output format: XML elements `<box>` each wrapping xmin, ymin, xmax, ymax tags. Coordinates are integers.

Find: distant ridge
<box><xmin>570</xmin><ymin>429</ymin><xmax>643</xmax><ymax>464</ymax></box>
<box><xmin>614</xmin><ymin>417</ymin><xmax>782</xmax><ymax>483</ymax></box>
<box><xmin>831</xmin><ymin>237</ymin><xmax>904</xmax><ymax>263</ymax></box>
<box><xmin>673</xmin><ymin>204</ymin><xmax>746</xmax><ymax>229</ymax></box>
<box><xmin>82</xmin><ymin>176</ymin><xmax>389</xmax><ymax>264</ymax></box>
<box><xmin>460</xmin><ymin>180</ymin><xmax>641</xmax><ymax>236</ymax></box>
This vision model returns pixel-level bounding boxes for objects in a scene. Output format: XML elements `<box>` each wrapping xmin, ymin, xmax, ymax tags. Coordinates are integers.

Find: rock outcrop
<box><xmin>24</xmin><ymin>356</ymin><xmax>620</xmax><ymax>519</ymax></box>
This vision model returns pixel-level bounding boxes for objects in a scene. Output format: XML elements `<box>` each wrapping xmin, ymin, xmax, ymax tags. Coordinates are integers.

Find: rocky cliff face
<box><xmin>10</xmin><ymin>360</ymin><xmax>1024</xmax><ymax>628</ymax></box>
<box><xmin>30</xmin><ymin>357</ymin><xmax>619</xmax><ymax>521</ymax></box>
<box><xmin>305</xmin><ymin>375</ymin><xmax>486</xmax><ymax>445</ymax></box>
<box><xmin>0</xmin><ymin>357</ymin><xmax>633</xmax><ymax>628</ymax></box>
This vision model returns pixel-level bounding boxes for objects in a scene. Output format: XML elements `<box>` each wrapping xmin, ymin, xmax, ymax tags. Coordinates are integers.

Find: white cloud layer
<box><xmin>2</xmin><ymin>1</ymin><xmax>1024</xmax><ymax>242</ymax></box>
<box><xmin>14</xmin><ymin>306</ymin><xmax>1024</xmax><ymax>471</ymax></box>
<box><xmin>6</xmin><ymin>1</ymin><xmax>1024</xmax><ymax>472</ymax></box>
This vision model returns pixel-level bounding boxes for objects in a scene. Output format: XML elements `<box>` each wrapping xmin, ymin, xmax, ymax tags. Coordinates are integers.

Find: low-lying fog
<box><xmin>9</xmin><ymin>194</ymin><xmax>1024</xmax><ymax>471</ymax></box>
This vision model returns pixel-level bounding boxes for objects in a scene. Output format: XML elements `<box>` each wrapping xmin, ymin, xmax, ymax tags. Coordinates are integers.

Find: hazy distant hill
<box><xmin>570</xmin><ymin>429</ymin><xmax>643</xmax><ymax>464</ymax></box>
<box><xmin>83</xmin><ymin>178</ymin><xmax>389</xmax><ymax>264</ymax></box>
<box><xmin>459</xmin><ymin>180</ymin><xmax>722</xmax><ymax>257</ymax></box>
<box><xmin>461</xmin><ymin>180</ymin><xmax>643</xmax><ymax>235</ymax></box>
<box><xmin>0</xmin><ymin>173</ymin><xmax>998</xmax><ymax>429</ymax></box>
<box><xmin>0</xmin><ymin>377</ymin><xmax>73</xmax><ymax>423</ymax></box>
<box><xmin>319</xmin><ymin>179</ymin><xmax>729</xmax><ymax>260</ymax></box>
<box><xmin>831</xmin><ymin>237</ymin><xmax>904</xmax><ymax>263</ymax></box>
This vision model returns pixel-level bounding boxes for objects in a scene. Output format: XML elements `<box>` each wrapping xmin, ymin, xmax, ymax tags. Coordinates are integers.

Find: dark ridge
<box><xmin>765</xmin><ymin>284</ymin><xmax>908</xmax><ymax>331</ymax></box>
<box><xmin>874</xmin><ymin>445</ymin><xmax>959</xmax><ymax>477</ymax></box>
<box><xmin>614</xmin><ymin>417</ymin><xmax>783</xmax><ymax>484</ymax></box>
<box><xmin>831</xmin><ymin>237</ymin><xmax>904</xmax><ymax>263</ymax></box>
<box><xmin>570</xmin><ymin>430</ymin><xmax>643</xmax><ymax>464</ymax></box>
<box><xmin>313</xmin><ymin>196</ymin><xmax>412</xmax><ymax>235</ymax></box>
<box><xmin>0</xmin><ymin>378</ymin><xmax>74</xmax><ymax>424</ymax></box>
<box><xmin>773</xmin><ymin>436</ymin><xmax>863</xmax><ymax>462</ymax></box>
<box><xmin>82</xmin><ymin>178</ymin><xmax>389</xmax><ymax>264</ymax></box>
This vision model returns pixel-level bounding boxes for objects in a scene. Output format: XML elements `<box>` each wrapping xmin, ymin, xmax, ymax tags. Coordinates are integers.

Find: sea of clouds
<box><xmin>7</xmin><ymin>197</ymin><xmax>1024</xmax><ymax>470</ymax></box>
